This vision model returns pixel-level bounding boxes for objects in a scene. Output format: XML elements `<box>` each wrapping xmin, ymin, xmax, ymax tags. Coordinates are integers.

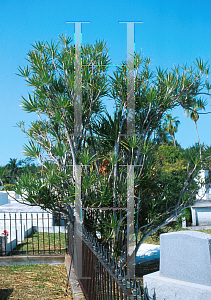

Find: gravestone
<box><xmin>0</xmin><ymin>234</ymin><xmax>7</xmax><ymax>256</ymax></box>
<box><xmin>182</xmin><ymin>217</ymin><xmax>186</xmax><ymax>228</ymax></box>
<box><xmin>143</xmin><ymin>231</ymin><xmax>211</xmax><ymax>300</ymax></box>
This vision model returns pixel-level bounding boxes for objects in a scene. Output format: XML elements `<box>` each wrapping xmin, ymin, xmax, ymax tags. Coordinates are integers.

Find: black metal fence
<box><xmin>68</xmin><ymin>222</ymin><xmax>155</xmax><ymax>300</ymax></box>
<box><xmin>83</xmin><ymin>208</ymin><xmax>127</xmax><ymax>257</ymax></box>
<box><xmin>0</xmin><ymin>212</ymin><xmax>68</xmax><ymax>256</ymax></box>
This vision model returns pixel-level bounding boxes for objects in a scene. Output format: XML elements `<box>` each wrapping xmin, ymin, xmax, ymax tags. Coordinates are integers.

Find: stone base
<box><xmin>65</xmin><ymin>255</ymin><xmax>85</xmax><ymax>300</ymax></box>
<box><xmin>143</xmin><ymin>271</ymin><xmax>211</xmax><ymax>300</ymax></box>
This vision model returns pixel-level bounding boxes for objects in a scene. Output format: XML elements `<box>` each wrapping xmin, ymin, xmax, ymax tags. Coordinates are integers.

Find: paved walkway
<box><xmin>186</xmin><ymin>225</ymin><xmax>211</xmax><ymax>230</ymax></box>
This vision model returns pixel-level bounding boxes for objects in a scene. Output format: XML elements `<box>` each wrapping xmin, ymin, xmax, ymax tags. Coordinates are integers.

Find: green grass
<box><xmin>11</xmin><ymin>231</ymin><xmax>68</xmax><ymax>255</ymax></box>
<box><xmin>0</xmin><ymin>264</ymin><xmax>73</xmax><ymax>299</ymax></box>
<box><xmin>198</xmin><ymin>229</ymin><xmax>211</xmax><ymax>235</ymax></box>
<box><xmin>143</xmin><ymin>224</ymin><xmax>211</xmax><ymax>245</ymax></box>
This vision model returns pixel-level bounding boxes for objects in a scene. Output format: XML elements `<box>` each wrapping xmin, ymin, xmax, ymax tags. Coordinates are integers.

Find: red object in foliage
<box><xmin>99</xmin><ymin>159</ymin><xmax>109</xmax><ymax>175</ymax></box>
<box><xmin>1</xmin><ymin>230</ymin><xmax>9</xmax><ymax>236</ymax></box>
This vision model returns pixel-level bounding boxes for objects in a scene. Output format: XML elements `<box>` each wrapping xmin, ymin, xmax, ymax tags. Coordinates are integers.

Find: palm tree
<box><xmin>186</xmin><ymin>102</ymin><xmax>205</xmax><ymax>159</ymax></box>
<box><xmin>7</xmin><ymin>158</ymin><xmax>20</xmax><ymax>184</ymax></box>
<box><xmin>163</xmin><ymin>114</ymin><xmax>180</xmax><ymax>147</ymax></box>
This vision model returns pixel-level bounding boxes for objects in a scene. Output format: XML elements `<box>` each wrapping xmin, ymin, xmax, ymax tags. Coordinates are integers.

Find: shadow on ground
<box><xmin>0</xmin><ymin>288</ymin><xmax>14</xmax><ymax>300</ymax></box>
<box><xmin>136</xmin><ymin>258</ymin><xmax>159</xmax><ymax>277</ymax></box>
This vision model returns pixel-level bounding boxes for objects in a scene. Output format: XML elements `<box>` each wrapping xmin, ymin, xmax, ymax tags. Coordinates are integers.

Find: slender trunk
<box><xmin>173</xmin><ymin>133</ymin><xmax>176</xmax><ymax>147</ymax></box>
<box><xmin>112</xmin><ymin>103</ymin><xmax>127</xmax><ymax>252</ymax></box>
<box><xmin>195</xmin><ymin>121</ymin><xmax>201</xmax><ymax>159</ymax></box>
<box><xmin>113</xmin><ymin>103</ymin><xmax>127</xmax><ymax>207</ymax></box>
<box><xmin>88</xmin><ymin>124</ymin><xmax>101</xmax><ymax>181</ymax></box>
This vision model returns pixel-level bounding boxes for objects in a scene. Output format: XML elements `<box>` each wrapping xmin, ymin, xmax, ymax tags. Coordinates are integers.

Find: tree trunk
<box><xmin>172</xmin><ymin>133</ymin><xmax>176</xmax><ymax>147</ymax></box>
<box><xmin>195</xmin><ymin>121</ymin><xmax>201</xmax><ymax>159</ymax></box>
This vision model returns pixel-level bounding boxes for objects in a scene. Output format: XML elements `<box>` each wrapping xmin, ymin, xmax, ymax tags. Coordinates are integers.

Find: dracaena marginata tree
<box><xmin>1</xmin><ymin>35</ymin><xmax>211</xmax><ymax>259</ymax></box>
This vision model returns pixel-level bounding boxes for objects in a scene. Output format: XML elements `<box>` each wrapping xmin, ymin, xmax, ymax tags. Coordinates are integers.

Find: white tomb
<box><xmin>192</xmin><ymin>170</ymin><xmax>211</xmax><ymax>226</ymax></box>
<box><xmin>143</xmin><ymin>231</ymin><xmax>211</xmax><ymax>300</ymax></box>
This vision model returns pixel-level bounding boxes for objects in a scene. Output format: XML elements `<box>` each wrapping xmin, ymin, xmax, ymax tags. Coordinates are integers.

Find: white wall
<box><xmin>196</xmin><ymin>170</ymin><xmax>210</xmax><ymax>200</ymax></box>
<box><xmin>0</xmin><ymin>192</ymin><xmax>8</xmax><ymax>206</ymax></box>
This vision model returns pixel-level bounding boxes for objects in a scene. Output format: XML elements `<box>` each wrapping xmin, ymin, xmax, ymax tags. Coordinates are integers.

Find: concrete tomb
<box><xmin>143</xmin><ymin>231</ymin><xmax>211</xmax><ymax>300</ymax></box>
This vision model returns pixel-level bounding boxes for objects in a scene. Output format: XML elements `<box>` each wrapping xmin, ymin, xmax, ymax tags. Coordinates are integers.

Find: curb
<box><xmin>65</xmin><ymin>255</ymin><xmax>85</xmax><ymax>300</ymax></box>
<box><xmin>0</xmin><ymin>255</ymin><xmax>65</xmax><ymax>266</ymax></box>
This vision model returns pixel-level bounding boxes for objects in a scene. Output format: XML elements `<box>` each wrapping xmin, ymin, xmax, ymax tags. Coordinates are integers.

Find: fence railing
<box><xmin>0</xmin><ymin>212</ymin><xmax>68</xmax><ymax>256</ymax></box>
<box><xmin>83</xmin><ymin>208</ymin><xmax>127</xmax><ymax>256</ymax></box>
<box><xmin>68</xmin><ymin>222</ymin><xmax>155</xmax><ymax>300</ymax></box>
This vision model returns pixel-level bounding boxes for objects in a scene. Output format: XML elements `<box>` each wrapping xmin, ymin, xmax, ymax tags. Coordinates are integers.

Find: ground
<box><xmin>0</xmin><ymin>264</ymin><xmax>73</xmax><ymax>300</ymax></box>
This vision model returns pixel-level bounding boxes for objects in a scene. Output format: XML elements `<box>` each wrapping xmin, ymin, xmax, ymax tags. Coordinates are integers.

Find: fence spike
<box><xmin>108</xmin><ymin>252</ymin><xmax>111</xmax><ymax>265</ymax></box>
<box><xmin>133</xmin><ymin>278</ymin><xmax>137</xmax><ymax>296</ymax></box>
<box><xmin>93</xmin><ymin>243</ymin><xmax>96</xmax><ymax>251</ymax></box>
<box><xmin>115</xmin><ymin>261</ymin><xmax>119</xmax><ymax>276</ymax></box>
<box><xmin>126</xmin><ymin>278</ymin><xmax>131</xmax><ymax>289</ymax></box>
<box><xmin>122</xmin><ymin>270</ymin><xmax>127</xmax><ymax>284</ymax></box>
<box><xmin>104</xmin><ymin>248</ymin><xmax>108</xmax><ymax>262</ymax></box>
<box><xmin>137</xmin><ymin>280</ymin><xmax>142</xmax><ymax>299</ymax></box>
<box><xmin>123</xmin><ymin>266</ymin><xmax>126</xmax><ymax>277</ymax></box>
<box><xmin>111</xmin><ymin>256</ymin><xmax>115</xmax><ymax>270</ymax></box>
<box><xmin>153</xmin><ymin>288</ymin><xmax>156</xmax><ymax>300</ymax></box>
<box><xmin>98</xmin><ymin>244</ymin><xmax>102</xmax><ymax>257</ymax></box>
<box><xmin>118</xmin><ymin>265</ymin><xmax>122</xmax><ymax>281</ymax></box>
<box><xmin>144</xmin><ymin>286</ymin><xmax>149</xmax><ymax>299</ymax></box>
<box><xmin>123</xmin><ymin>275</ymin><xmax>127</xmax><ymax>287</ymax></box>
<box><xmin>137</xmin><ymin>294</ymin><xmax>142</xmax><ymax>300</ymax></box>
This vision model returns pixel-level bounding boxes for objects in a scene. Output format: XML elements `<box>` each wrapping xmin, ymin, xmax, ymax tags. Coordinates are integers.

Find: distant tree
<box><xmin>163</xmin><ymin>114</ymin><xmax>180</xmax><ymax>147</ymax></box>
<box><xmin>0</xmin><ymin>158</ymin><xmax>39</xmax><ymax>186</ymax></box>
<box><xmin>186</xmin><ymin>100</ymin><xmax>206</xmax><ymax>159</ymax></box>
<box><xmin>18</xmin><ymin>158</ymin><xmax>39</xmax><ymax>175</ymax></box>
<box><xmin>8</xmin><ymin>158</ymin><xmax>21</xmax><ymax>183</ymax></box>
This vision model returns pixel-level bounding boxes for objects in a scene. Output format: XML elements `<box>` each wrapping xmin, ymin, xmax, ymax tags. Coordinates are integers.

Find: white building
<box><xmin>191</xmin><ymin>170</ymin><xmax>211</xmax><ymax>226</ymax></box>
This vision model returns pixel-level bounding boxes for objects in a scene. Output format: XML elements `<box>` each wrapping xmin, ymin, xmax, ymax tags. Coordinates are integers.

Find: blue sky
<box><xmin>0</xmin><ymin>0</ymin><xmax>211</xmax><ymax>166</ymax></box>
